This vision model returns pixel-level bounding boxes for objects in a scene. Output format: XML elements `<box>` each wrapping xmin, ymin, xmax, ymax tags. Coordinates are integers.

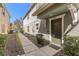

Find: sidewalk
<box><xmin>5</xmin><ymin>33</ymin><xmax>24</xmax><ymax>56</ymax></box>
<box><xmin>18</xmin><ymin>32</ymin><xmax>61</xmax><ymax>56</ymax></box>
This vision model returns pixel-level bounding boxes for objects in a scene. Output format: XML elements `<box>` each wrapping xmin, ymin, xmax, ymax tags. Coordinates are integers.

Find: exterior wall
<box><xmin>64</xmin><ymin>11</ymin><xmax>79</xmax><ymax>36</ymax></box>
<box><xmin>3</xmin><ymin>7</ymin><xmax>10</xmax><ymax>34</ymax></box>
<box><xmin>23</xmin><ymin>3</ymin><xmax>79</xmax><ymax>43</ymax></box>
<box><xmin>0</xmin><ymin>5</ymin><xmax>10</xmax><ymax>34</ymax></box>
<box><xmin>23</xmin><ymin>4</ymin><xmax>49</xmax><ymax>41</ymax></box>
<box><xmin>23</xmin><ymin>4</ymin><xmax>42</xmax><ymax>36</ymax></box>
<box><xmin>23</xmin><ymin>18</ymin><xmax>41</xmax><ymax>36</ymax></box>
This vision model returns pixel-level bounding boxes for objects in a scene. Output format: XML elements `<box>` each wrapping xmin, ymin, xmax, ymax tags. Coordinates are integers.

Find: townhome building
<box><xmin>0</xmin><ymin>3</ymin><xmax>10</xmax><ymax>34</ymax></box>
<box><xmin>23</xmin><ymin>3</ymin><xmax>79</xmax><ymax>47</ymax></box>
<box><xmin>23</xmin><ymin>4</ymin><xmax>42</xmax><ymax>35</ymax></box>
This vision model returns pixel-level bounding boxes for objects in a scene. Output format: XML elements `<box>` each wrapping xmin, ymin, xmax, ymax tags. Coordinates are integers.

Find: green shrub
<box><xmin>0</xmin><ymin>47</ymin><xmax>4</xmax><ymax>56</ymax></box>
<box><xmin>36</xmin><ymin>34</ymin><xmax>44</xmax><ymax>45</ymax></box>
<box><xmin>64</xmin><ymin>35</ymin><xmax>79</xmax><ymax>56</ymax></box>
<box><xmin>0</xmin><ymin>34</ymin><xmax>7</xmax><ymax>56</ymax></box>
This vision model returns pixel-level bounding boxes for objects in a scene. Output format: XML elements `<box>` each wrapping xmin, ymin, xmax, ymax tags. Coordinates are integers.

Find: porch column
<box><xmin>61</xmin><ymin>16</ymin><xmax>64</xmax><ymax>47</ymax></box>
<box><xmin>49</xmin><ymin>18</ymin><xmax>52</xmax><ymax>44</ymax></box>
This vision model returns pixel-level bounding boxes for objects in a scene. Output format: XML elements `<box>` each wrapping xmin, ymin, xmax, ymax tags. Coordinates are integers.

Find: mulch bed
<box><xmin>24</xmin><ymin>33</ymin><xmax>49</xmax><ymax>48</ymax></box>
<box><xmin>54</xmin><ymin>49</ymin><xmax>64</xmax><ymax>56</ymax></box>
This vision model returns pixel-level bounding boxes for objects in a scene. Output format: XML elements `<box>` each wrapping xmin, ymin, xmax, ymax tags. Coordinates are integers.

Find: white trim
<box><xmin>49</xmin><ymin>14</ymin><xmax>65</xmax><ymax>47</ymax></box>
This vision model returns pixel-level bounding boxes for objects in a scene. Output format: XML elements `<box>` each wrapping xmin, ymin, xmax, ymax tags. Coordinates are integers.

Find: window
<box><xmin>36</xmin><ymin>23</ymin><xmax>39</xmax><ymax>30</ymax></box>
<box><xmin>2</xmin><ymin>8</ymin><xmax>5</xmax><ymax>16</ymax></box>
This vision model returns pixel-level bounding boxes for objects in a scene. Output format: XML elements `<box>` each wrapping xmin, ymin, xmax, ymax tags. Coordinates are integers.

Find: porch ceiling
<box><xmin>37</xmin><ymin>3</ymin><xmax>69</xmax><ymax>19</ymax></box>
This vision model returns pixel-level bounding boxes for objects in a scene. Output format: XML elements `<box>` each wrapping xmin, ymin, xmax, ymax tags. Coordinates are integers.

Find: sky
<box><xmin>6</xmin><ymin>3</ymin><xmax>31</xmax><ymax>23</ymax></box>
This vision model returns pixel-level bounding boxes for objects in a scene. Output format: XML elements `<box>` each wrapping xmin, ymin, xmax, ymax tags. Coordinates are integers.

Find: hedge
<box><xmin>64</xmin><ymin>35</ymin><xmax>79</xmax><ymax>56</ymax></box>
<box><xmin>0</xmin><ymin>35</ymin><xmax>7</xmax><ymax>56</ymax></box>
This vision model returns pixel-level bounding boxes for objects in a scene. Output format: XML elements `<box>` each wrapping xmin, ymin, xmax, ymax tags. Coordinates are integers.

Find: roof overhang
<box><xmin>37</xmin><ymin>3</ymin><xmax>69</xmax><ymax>19</ymax></box>
<box><xmin>33</xmin><ymin>3</ymin><xmax>79</xmax><ymax>19</ymax></box>
<box><xmin>32</xmin><ymin>3</ymin><xmax>55</xmax><ymax>16</ymax></box>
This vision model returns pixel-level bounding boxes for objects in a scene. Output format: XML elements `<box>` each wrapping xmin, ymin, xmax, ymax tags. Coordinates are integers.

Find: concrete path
<box><xmin>5</xmin><ymin>33</ymin><xmax>24</xmax><ymax>56</ymax></box>
<box><xmin>18</xmin><ymin>33</ymin><xmax>61</xmax><ymax>56</ymax></box>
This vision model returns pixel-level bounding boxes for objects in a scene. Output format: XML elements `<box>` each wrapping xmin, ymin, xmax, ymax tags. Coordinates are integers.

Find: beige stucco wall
<box><xmin>0</xmin><ymin>6</ymin><xmax>10</xmax><ymax>34</ymax></box>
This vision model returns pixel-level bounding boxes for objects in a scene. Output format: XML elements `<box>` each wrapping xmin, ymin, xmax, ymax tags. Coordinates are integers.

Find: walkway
<box><xmin>5</xmin><ymin>33</ymin><xmax>25</xmax><ymax>56</ymax></box>
<box><xmin>18</xmin><ymin>33</ymin><xmax>62</xmax><ymax>56</ymax></box>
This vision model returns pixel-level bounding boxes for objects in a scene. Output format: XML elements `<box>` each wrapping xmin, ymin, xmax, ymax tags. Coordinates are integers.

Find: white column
<box><xmin>61</xmin><ymin>17</ymin><xmax>64</xmax><ymax>46</ymax></box>
<box><xmin>49</xmin><ymin>19</ymin><xmax>52</xmax><ymax>44</ymax></box>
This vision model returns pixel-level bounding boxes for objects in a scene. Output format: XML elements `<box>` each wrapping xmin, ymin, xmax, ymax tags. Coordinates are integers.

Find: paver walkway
<box><xmin>5</xmin><ymin>33</ymin><xmax>25</xmax><ymax>56</ymax></box>
<box><xmin>18</xmin><ymin>33</ymin><xmax>61</xmax><ymax>56</ymax></box>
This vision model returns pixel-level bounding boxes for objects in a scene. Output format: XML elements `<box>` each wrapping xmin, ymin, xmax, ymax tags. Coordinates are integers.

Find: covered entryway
<box><xmin>51</xmin><ymin>18</ymin><xmax>62</xmax><ymax>46</ymax></box>
<box><xmin>49</xmin><ymin>14</ymin><xmax>65</xmax><ymax>47</ymax></box>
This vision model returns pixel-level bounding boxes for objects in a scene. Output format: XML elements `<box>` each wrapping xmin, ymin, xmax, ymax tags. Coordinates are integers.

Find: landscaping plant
<box><xmin>0</xmin><ymin>35</ymin><xmax>7</xmax><ymax>56</ymax></box>
<box><xmin>64</xmin><ymin>35</ymin><xmax>79</xmax><ymax>56</ymax></box>
<box><xmin>36</xmin><ymin>34</ymin><xmax>44</xmax><ymax>45</ymax></box>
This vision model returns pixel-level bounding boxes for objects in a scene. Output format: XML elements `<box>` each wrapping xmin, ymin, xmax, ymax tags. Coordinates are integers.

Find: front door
<box><xmin>51</xmin><ymin>18</ymin><xmax>62</xmax><ymax>46</ymax></box>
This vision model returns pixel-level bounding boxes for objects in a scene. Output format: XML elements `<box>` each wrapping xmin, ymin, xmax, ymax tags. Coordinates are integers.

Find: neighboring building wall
<box><xmin>0</xmin><ymin>4</ymin><xmax>10</xmax><ymax>34</ymax></box>
<box><xmin>23</xmin><ymin>3</ymin><xmax>50</xmax><ymax>41</ymax></box>
<box><xmin>23</xmin><ymin>4</ymin><xmax>42</xmax><ymax>36</ymax></box>
<box><xmin>3</xmin><ymin>7</ymin><xmax>10</xmax><ymax>34</ymax></box>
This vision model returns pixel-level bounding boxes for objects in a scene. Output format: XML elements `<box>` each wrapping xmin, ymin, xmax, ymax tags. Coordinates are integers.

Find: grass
<box><xmin>15</xmin><ymin>32</ymin><xmax>25</xmax><ymax>55</ymax></box>
<box><xmin>15</xmin><ymin>33</ymin><xmax>23</xmax><ymax>48</ymax></box>
<box><xmin>0</xmin><ymin>34</ymin><xmax>7</xmax><ymax>56</ymax></box>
